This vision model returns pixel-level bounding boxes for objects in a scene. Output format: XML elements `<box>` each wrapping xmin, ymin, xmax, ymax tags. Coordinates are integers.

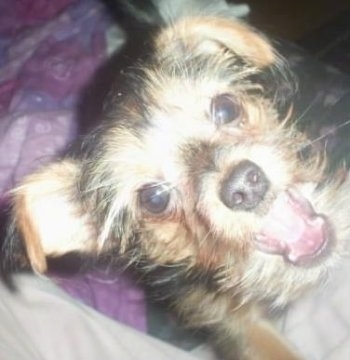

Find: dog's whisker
<box><xmin>83</xmin><ymin>182</ymin><xmax>116</xmax><ymax>193</ymax></box>
<box><xmin>198</xmin><ymin>229</ymin><xmax>215</xmax><ymax>249</ymax></box>
<box><xmin>299</xmin><ymin>118</ymin><xmax>350</xmax><ymax>151</ymax></box>
<box><xmin>292</xmin><ymin>96</ymin><xmax>319</xmax><ymax>127</ymax></box>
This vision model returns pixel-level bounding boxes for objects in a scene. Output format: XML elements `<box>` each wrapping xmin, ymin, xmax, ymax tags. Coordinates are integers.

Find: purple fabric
<box><xmin>20</xmin><ymin>35</ymin><xmax>105</xmax><ymax>99</ymax></box>
<box><xmin>53</xmin><ymin>270</ymin><xmax>147</xmax><ymax>332</ymax></box>
<box><xmin>0</xmin><ymin>0</ymin><xmax>147</xmax><ymax>331</ymax></box>
<box><xmin>0</xmin><ymin>0</ymin><xmax>76</xmax><ymax>36</ymax></box>
<box><xmin>0</xmin><ymin>111</ymin><xmax>76</xmax><ymax>192</ymax></box>
<box><xmin>0</xmin><ymin>0</ymin><xmax>109</xmax><ymax>195</ymax></box>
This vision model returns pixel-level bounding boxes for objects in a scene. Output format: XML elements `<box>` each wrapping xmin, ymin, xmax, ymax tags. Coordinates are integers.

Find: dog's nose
<box><xmin>220</xmin><ymin>160</ymin><xmax>269</xmax><ymax>211</ymax></box>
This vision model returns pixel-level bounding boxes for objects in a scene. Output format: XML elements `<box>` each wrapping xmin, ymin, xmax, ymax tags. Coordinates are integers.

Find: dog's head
<box><xmin>8</xmin><ymin>15</ymin><xmax>350</xmax><ymax>307</ymax></box>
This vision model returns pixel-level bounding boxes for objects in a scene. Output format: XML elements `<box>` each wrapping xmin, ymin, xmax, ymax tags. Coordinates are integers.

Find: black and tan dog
<box><xmin>2</xmin><ymin>5</ymin><xmax>350</xmax><ymax>360</ymax></box>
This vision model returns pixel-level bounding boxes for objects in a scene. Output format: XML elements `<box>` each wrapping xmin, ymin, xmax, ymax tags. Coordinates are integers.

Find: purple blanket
<box><xmin>0</xmin><ymin>0</ymin><xmax>146</xmax><ymax>332</ymax></box>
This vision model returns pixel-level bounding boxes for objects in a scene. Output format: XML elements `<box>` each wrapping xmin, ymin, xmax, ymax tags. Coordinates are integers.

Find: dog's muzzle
<box><xmin>220</xmin><ymin>160</ymin><xmax>269</xmax><ymax>211</ymax></box>
<box><xmin>255</xmin><ymin>188</ymin><xmax>331</xmax><ymax>266</ymax></box>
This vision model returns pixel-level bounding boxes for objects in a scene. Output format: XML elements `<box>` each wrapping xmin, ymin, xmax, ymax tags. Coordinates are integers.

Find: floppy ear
<box><xmin>156</xmin><ymin>16</ymin><xmax>276</xmax><ymax>68</ymax></box>
<box><xmin>11</xmin><ymin>160</ymin><xmax>96</xmax><ymax>273</ymax></box>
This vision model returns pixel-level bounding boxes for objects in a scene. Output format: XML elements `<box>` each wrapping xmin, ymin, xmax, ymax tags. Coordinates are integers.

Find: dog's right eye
<box><xmin>139</xmin><ymin>184</ymin><xmax>170</xmax><ymax>215</ymax></box>
<box><xmin>210</xmin><ymin>94</ymin><xmax>242</xmax><ymax>126</ymax></box>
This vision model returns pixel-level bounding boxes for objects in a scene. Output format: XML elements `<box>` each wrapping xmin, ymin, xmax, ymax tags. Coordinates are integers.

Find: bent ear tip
<box><xmin>157</xmin><ymin>16</ymin><xmax>276</xmax><ymax>68</ymax></box>
<box><xmin>10</xmin><ymin>159</ymin><xmax>95</xmax><ymax>270</ymax></box>
<box><xmin>12</xmin><ymin>189</ymin><xmax>48</xmax><ymax>274</ymax></box>
<box><xmin>10</xmin><ymin>159</ymin><xmax>78</xmax><ymax>274</ymax></box>
<box><xmin>27</xmin><ymin>246</ymin><xmax>48</xmax><ymax>273</ymax></box>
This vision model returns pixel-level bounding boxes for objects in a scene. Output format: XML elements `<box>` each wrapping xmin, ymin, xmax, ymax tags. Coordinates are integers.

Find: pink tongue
<box><xmin>255</xmin><ymin>189</ymin><xmax>327</xmax><ymax>264</ymax></box>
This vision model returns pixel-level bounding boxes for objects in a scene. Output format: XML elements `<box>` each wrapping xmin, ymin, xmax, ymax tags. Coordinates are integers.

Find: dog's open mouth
<box><xmin>255</xmin><ymin>188</ymin><xmax>330</xmax><ymax>266</ymax></box>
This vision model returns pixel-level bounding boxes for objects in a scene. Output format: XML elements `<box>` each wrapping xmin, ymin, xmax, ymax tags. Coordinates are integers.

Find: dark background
<box><xmin>244</xmin><ymin>0</ymin><xmax>350</xmax><ymax>40</ymax></box>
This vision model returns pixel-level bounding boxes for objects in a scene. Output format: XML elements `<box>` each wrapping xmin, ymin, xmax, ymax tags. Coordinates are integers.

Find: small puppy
<box><xmin>3</xmin><ymin>6</ymin><xmax>350</xmax><ymax>360</ymax></box>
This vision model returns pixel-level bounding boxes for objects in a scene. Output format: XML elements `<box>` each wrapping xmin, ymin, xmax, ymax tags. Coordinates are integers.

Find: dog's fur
<box><xmin>2</xmin><ymin>5</ymin><xmax>350</xmax><ymax>360</ymax></box>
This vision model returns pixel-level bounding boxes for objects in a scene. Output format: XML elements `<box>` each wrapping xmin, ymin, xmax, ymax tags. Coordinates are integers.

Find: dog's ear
<box><xmin>11</xmin><ymin>160</ymin><xmax>96</xmax><ymax>273</ymax></box>
<box><xmin>156</xmin><ymin>16</ymin><xmax>276</xmax><ymax>68</ymax></box>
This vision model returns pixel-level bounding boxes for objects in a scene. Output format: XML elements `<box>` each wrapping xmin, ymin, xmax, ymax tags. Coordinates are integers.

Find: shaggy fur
<box><xmin>2</xmin><ymin>7</ymin><xmax>350</xmax><ymax>360</ymax></box>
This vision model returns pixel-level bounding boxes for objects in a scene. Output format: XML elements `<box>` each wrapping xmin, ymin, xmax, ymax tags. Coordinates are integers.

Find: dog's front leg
<box><xmin>214</xmin><ymin>318</ymin><xmax>302</xmax><ymax>360</ymax></box>
<box><xmin>245</xmin><ymin>320</ymin><xmax>301</xmax><ymax>360</ymax></box>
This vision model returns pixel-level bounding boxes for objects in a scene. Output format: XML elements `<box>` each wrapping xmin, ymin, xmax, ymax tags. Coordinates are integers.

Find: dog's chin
<box><xmin>254</xmin><ymin>188</ymin><xmax>332</xmax><ymax>267</ymax></box>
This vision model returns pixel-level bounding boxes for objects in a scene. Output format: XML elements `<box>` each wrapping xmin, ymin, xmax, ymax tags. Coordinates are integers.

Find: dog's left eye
<box><xmin>211</xmin><ymin>94</ymin><xmax>242</xmax><ymax>126</ymax></box>
<box><xmin>139</xmin><ymin>184</ymin><xmax>170</xmax><ymax>215</ymax></box>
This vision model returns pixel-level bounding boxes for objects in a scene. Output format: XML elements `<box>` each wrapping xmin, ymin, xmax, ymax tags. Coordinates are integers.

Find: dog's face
<box><xmin>9</xmin><ymin>16</ymin><xmax>350</xmax><ymax>309</ymax></box>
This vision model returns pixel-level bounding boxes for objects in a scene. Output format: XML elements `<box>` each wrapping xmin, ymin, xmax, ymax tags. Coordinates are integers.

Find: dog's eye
<box><xmin>211</xmin><ymin>94</ymin><xmax>241</xmax><ymax>126</ymax></box>
<box><xmin>139</xmin><ymin>184</ymin><xmax>170</xmax><ymax>215</ymax></box>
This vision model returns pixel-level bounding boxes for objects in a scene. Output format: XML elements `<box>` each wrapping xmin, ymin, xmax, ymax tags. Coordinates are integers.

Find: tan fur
<box><xmin>156</xmin><ymin>16</ymin><xmax>276</xmax><ymax>67</ymax></box>
<box><xmin>246</xmin><ymin>321</ymin><xmax>301</xmax><ymax>360</ymax></box>
<box><xmin>6</xmin><ymin>13</ymin><xmax>350</xmax><ymax>360</ymax></box>
<box><xmin>12</xmin><ymin>160</ymin><xmax>96</xmax><ymax>272</ymax></box>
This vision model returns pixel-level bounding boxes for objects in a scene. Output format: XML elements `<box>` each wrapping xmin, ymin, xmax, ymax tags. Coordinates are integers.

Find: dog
<box><xmin>2</xmin><ymin>3</ymin><xmax>350</xmax><ymax>360</ymax></box>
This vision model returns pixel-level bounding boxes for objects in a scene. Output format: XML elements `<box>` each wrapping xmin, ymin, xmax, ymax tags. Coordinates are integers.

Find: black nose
<box><xmin>220</xmin><ymin>160</ymin><xmax>269</xmax><ymax>211</ymax></box>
